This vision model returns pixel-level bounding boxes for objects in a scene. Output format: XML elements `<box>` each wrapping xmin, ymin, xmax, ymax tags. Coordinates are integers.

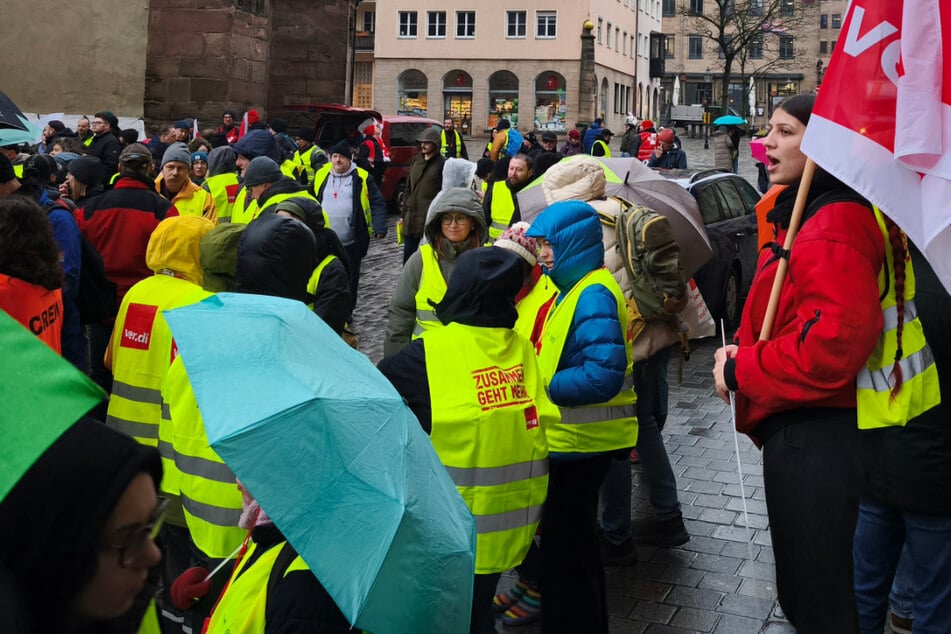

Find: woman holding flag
<box><xmin>712</xmin><ymin>94</ymin><xmax>938</xmax><ymax>631</ymax></box>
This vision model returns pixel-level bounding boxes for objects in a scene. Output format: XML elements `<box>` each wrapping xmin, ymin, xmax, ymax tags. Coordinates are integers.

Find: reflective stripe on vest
<box><xmin>413</xmin><ymin>244</ymin><xmax>448</xmax><ymax>337</ymax></box>
<box><xmin>205</xmin><ymin>540</ymin><xmax>309</xmax><ymax>633</ymax></box>
<box><xmin>424</xmin><ymin>323</ymin><xmax>555</xmax><ymax>573</ymax></box>
<box><xmin>312</xmin><ymin>164</ymin><xmax>373</xmax><ymax>236</ymax></box>
<box><xmin>593</xmin><ymin>139</ymin><xmax>612</xmax><ymax>157</ymax></box>
<box><xmin>163</xmin><ymin>357</ymin><xmax>245</xmax><ymax>557</ymax></box>
<box><xmin>536</xmin><ymin>268</ymin><xmax>638</xmax><ymax>453</ymax></box>
<box><xmin>106</xmin><ymin>276</ymin><xmax>211</xmax><ymax>495</ymax></box>
<box><xmin>441</xmin><ymin>129</ymin><xmax>463</xmax><ymax>157</ymax></box>
<box><xmin>204</xmin><ymin>172</ymin><xmax>240</xmax><ymax>222</ymax></box>
<box><xmin>855</xmin><ymin>206</ymin><xmax>941</xmax><ymax>429</ymax></box>
<box><xmin>488</xmin><ymin>180</ymin><xmax>516</xmax><ymax>240</ymax></box>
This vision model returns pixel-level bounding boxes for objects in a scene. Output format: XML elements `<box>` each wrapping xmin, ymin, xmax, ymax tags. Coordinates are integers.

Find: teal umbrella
<box><xmin>712</xmin><ymin>114</ymin><xmax>747</xmax><ymax>126</ymax></box>
<box><xmin>0</xmin><ymin>310</ymin><xmax>105</xmax><ymax>502</ymax></box>
<box><xmin>164</xmin><ymin>293</ymin><xmax>475</xmax><ymax>634</ymax></box>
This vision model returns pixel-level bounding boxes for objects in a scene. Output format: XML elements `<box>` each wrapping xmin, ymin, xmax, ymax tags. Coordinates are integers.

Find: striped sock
<box><xmin>502</xmin><ymin>588</ymin><xmax>542</xmax><ymax>625</ymax></box>
<box><xmin>492</xmin><ymin>578</ymin><xmax>529</xmax><ymax>612</ymax></box>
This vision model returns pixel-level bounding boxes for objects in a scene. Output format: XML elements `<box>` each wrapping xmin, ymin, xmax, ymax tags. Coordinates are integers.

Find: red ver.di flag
<box><xmin>801</xmin><ymin>0</ymin><xmax>951</xmax><ymax>292</ymax></box>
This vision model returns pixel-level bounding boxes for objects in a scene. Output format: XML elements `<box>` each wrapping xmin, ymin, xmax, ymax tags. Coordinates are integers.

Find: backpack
<box><xmin>44</xmin><ymin>201</ymin><xmax>118</xmax><ymax>324</ymax></box>
<box><xmin>503</xmin><ymin>129</ymin><xmax>524</xmax><ymax>158</ymax></box>
<box><xmin>595</xmin><ymin>196</ymin><xmax>688</xmax><ymax>349</ymax></box>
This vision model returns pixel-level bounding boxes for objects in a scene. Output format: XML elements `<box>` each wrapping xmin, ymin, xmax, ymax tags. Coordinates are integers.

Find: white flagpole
<box><xmin>722</xmin><ymin>319</ymin><xmax>754</xmax><ymax>561</ymax></box>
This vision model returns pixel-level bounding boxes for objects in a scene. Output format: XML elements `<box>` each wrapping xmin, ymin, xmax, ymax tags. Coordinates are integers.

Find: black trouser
<box><xmin>540</xmin><ymin>454</ymin><xmax>612</xmax><ymax>634</ymax></box>
<box><xmin>343</xmin><ymin>242</ymin><xmax>363</xmax><ymax>315</ymax></box>
<box><xmin>471</xmin><ymin>572</ymin><xmax>501</xmax><ymax>634</ymax></box>
<box><xmin>761</xmin><ymin>409</ymin><xmax>863</xmax><ymax>633</ymax></box>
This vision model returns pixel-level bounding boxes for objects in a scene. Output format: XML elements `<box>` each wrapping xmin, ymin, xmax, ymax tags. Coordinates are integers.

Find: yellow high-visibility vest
<box><xmin>162</xmin><ymin>357</ymin><xmax>245</xmax><ymax>558</ymax></box>
<box><xmin>205</xmin><ymin>540</ymin><xmax>310</xmax><ymax>633</ymax></box>
<box><xmin>204</xmin><ymin>172</ymin><xmax>240</xmax><ymax>223</ymax></box>
<box><xmin>107</xmin><ymin>274</ymin><xmax>211</xmax><ymax>496</ymax></box>
<box><xmin>536</xmin><ymin>268</ymin><xmax>638</xmax><ymax>453</ymax></box>
<box><xmin>487</xmin><ymin>181</ymin><xmax>516</xmax><ymax>241</ymax></box>
<box><xmin>856</xmin><ymin>206</ymin><xmax>941</xmax><ymax>428</ymax></box>
<box><xmin>413</xmin><ymin>244</ymin><xmax>447</xmax><ymax>338</ymax></box>
<box><xmin>424</xmin><ymin>323</ymin><xmax>556</xmax><ymax>573</ymax></box>
<box><xmin>311</xmin><ymin>164</ymin><xmax>373</xmax><ymax>236</ymax></box>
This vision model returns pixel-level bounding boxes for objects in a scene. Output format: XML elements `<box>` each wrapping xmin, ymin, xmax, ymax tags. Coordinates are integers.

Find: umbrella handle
<box><xmin>759</xmin><ymin>158</ymin><xmax>816</xmax><ymax>341</ymax></box>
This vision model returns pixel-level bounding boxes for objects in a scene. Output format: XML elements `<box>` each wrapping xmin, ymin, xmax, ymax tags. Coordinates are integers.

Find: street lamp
<box><xmin>703</xmin><ymin>70</ymin><xmax>712</xmax><ymax>149</ymax></box>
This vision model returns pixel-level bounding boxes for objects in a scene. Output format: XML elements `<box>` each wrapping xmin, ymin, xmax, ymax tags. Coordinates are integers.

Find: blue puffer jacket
<box><xmin>527</xmin><ymin>200</ymin><xmax>627</xmax><ymax>407</ymax></box>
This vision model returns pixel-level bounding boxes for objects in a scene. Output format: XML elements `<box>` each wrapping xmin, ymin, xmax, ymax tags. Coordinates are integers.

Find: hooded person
<box><xmin>201</xmin><ymin>146</ymin><xmax>240</xmax><ymax>222</ymax></box>
<box><xmin>264</xmin><ymin>196</ymin><xmax>352</xmax><ymax>335</ymax></box>
<box><xmin>160</xmin><ymin>212</ymin><xmax>320</xmax><ymax>631</ymax></box>
<box><xmin>378</xmin><ymin>247</ymin><xmax>557</xmax><ymax>634</ymax></box>
<box><xmin>524</xmin><ymin>200</ymin><xmax>637</xmax><ymax>633</ymax></box>
<box><xmin>0</xmin><ymin>417</ymin><xmax>163</xmax><ymax>634</ymax></box>
<box><xmin>102</xmin><ymin>216</ymin><xmax>215</xmax><ymax>632</ymax></box>
<box><xmin>383</xmin><ymin>187</ymin><xmax>488</xmax><ymax>357</ymax></box>
<box><xmin>231</xmin><ymin>134</ymin><xmax>310</xmax><ymax>224</ymax></box>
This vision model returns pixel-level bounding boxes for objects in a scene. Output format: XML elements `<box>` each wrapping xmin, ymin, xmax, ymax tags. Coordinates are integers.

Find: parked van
<box><xmin>286</xmin><ymin>103</ymin><xmax>443</xmax><ymax>211</ymax></box>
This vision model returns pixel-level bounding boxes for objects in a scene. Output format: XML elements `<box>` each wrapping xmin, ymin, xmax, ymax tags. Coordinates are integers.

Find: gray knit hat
<box><xmin>242</xmin><ymin>156</ymin><xmax>283</xmax><ymax>187</ymax></box>
<box><xmin>161</xmin><ymin>142</ymin><xmax>191</xmax><ymax>167</ymax></box>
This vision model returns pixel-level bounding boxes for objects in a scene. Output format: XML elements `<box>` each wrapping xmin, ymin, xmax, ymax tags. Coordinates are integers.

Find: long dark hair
<box><xmin>0</xmin><ymin>196</ymin><xmax>65</xmax><ymax>290</ymax></box>
<box><xmin>775</xmin><ymin>94</ymin><xmax>815</xmax><ymax>127</ymax></box>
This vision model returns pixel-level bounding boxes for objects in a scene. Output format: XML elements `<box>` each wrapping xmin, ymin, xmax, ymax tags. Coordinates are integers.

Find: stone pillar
<box><xmin>577</xmin><ymin>20</ymin><xmax>597</xmax><ymax>127</ymax></box>
<box><xmin>267</xmin><ymin>0</ymin><xmax>351</xmax><ymax>121</ymax></box>
<box><xmin>145</xmin><ymin>0</ymin><xmax>270</xmax><ymax>127</ymax></box>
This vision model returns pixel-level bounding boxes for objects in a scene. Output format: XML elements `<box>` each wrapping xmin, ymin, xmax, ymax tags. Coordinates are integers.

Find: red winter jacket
<box><xmin>732</xmin><ymin>196</ymin><xmax>885</xmax><ymax>436</ymax></box>
<box><xmin>75</xmin><ymin>177</ymin><xmax>178</xmax><ymax>304</ymax></box>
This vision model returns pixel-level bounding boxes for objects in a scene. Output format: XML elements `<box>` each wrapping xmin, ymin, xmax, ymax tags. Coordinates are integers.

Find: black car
<box><xmin>653</xmin><ymin>168</ymin><xmax>761</xmax><ymax>330</ymax></box>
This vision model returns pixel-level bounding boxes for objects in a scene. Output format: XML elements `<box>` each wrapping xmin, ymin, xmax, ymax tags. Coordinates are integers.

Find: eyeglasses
<box><xmin>103</xmin><ymin>498</ymin><xmax>168</xmax><ymax>568</ymax></box>
<box><xmin>441</xmin><ymin>214</ymin><xmax>472</xmax><ymax>226</ymax></box>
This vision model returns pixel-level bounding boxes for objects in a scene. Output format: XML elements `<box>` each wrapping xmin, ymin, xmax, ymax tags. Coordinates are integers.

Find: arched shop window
<box><xmin>398</xmin><ymin>69</ymin><xmax>428</xmax><ymax>116</ymax></box>
<box><xmin>487</xmin><ymin>70</ymin><xmax>519</xmax><ymax>130</ymax></box>
<box><xmin>534</xmin><ymin>72</ymin><xmax>567</xmax><ymax>132</ymax></box>
<box><xmin>443</xmin><ymin>70</ymin><xmax>473</xmax><ymax>135</ymax></box>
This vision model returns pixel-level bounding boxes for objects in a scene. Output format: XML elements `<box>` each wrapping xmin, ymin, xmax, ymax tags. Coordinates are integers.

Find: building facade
<box><xmin>358</xmin><ymin>0</ymin><xmax>667</xmax><ymax>137</ymax></box>
<box><xmin>659</xmin><ymin>0</ymin><xmax>831</xmax><ymax>129</ymax></box>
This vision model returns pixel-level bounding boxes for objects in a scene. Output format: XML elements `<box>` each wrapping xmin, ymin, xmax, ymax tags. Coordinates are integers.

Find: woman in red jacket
<box><xmin>0</xmin><ymin>196</ymin><xmax>65</xmax><ymax>353</ymax></box>
<box><xmin>713</xmin><ymin>94</ymin><xmax>891</xmax><ymax>632</ymax></box>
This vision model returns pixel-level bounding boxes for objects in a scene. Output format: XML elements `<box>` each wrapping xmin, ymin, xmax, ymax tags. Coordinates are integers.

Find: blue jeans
<box><xmin>890</xmin><ymin>545</ymin><xmax>913</xmax><ymax>619</ymax></box>
<box><xmin>599</xmin><ymin>346</ymin><xmax>680</xmax><ymax>543</ymax></box>
<box><xmin>853</xmin><ymin>499</ymin><xmax>951</xmax><ymax>634</ymax></box>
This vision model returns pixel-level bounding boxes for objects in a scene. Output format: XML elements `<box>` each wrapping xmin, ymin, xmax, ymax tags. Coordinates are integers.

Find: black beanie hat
<box><xmin>295</xmin><ymin>127</ymin><xmax>315</xmax><ymax>142</ymax></box>
<box><xmin>268</xmin><ymin>118</ymin><xmax>288</xmax><ymax>133</ymax></box>
<box><xmin>329</xmin><ymin>140</ymin><xmax>352</xmax><ymax>157</ymax></box>
<box><xmin>0</xmin><ymin>418</ymin><xmax>162</xmax><ymax>626</ymax></box>
<box><xmin>119</xmin><ymin>129</ymin><xmax>139</xmax><ymax>145</ymax></box>
<box><xmin>68</xmin><ymin>156</ymin><xmax>104</xmax><ymax>186</ymax></box>
<box><xmin>22</xmin><ymin>154</ymin><xmax>57</xmax><ymax>182</ymax></box>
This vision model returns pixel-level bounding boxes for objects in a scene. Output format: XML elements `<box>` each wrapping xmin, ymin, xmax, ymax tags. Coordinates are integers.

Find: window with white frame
<box><xmin>456</xmin><ymin>11</ymin><xmax>475</xmax><ymax>38</ymax></box>
<box><xmin>622</xmin><ymin>31</ymin><xmax>627</xmax><ymax>55</ymax></box>
<box><xmin>362</xmin><ymin>11</ymin><xmax>375</xmax><ymax>32</ymax></box>
<box><xmin>607</xmin><ymin>22</ymin><xmax>612</xmax><ymax>48</ymax></box>
<box><xmin>507</xmin><ymin>11</ymin><xmax>527</xmax><ymax>38</ymax></box>
<box><xmin>779</xmin><ymin>35</ymin><xmax>794</xmax><ymax>58</ymax></box>
<box><xmin>597</xmin><ymin>18</ymin><xmax>603</xmax><ymax>43</ymax></box>
<box><xmin>536</xmin><ymin>11</ymin><xmax>556</xmax><ymax>38</ymax></box>
<box><xmin>427</xmin><ymin>11</ymin><xmax>446</xmax><ymax>38</ymax></box>
<box><xmin>688</xmin><ymin>35</ymin><xmax>703</xmax><ymax>58</ymax></box>
<box><xmin>616</xmin><ymin>27</ymin><xmax>620</xmax><ymax>51</ymax></box>
<box><xmin>398</xmin><ymin>11</ymin><xmax>417</xmax><ymax>38</ymax></box>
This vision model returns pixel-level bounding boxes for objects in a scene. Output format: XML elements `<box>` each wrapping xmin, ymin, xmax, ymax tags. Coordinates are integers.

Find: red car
<box><xmin>286</xmin><ymin>104</ymin><xmax>443</xmax><ymax>212</ymax></box>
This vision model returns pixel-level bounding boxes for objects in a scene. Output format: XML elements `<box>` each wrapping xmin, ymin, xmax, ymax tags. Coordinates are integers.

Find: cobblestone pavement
<box><xmin>351</xmin><ymin>138</ymin><xmax>796</xmax><ymax>632</ymax></box>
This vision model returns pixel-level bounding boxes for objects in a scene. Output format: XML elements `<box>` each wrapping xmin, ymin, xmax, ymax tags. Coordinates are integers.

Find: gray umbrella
<box><xmin>517</xmin><ymin>155</ymin><xmax>713</xmax><ymax>277</ymax></box>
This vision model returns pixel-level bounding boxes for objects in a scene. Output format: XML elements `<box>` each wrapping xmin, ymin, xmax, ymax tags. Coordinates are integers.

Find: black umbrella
<box><xmin>0</xmin><ymin>91</ymin><xmax>29</xmax><ymax>131</ymax></box>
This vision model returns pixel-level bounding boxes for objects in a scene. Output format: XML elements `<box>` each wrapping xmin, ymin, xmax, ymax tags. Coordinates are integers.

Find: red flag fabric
<box><xmin>801</xmin><ymin>0</ymin><xmax>951</xmax><ymax>292</ymax></box>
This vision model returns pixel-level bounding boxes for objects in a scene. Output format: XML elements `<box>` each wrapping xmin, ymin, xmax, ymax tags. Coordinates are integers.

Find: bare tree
<box><xmin>683</xmin><ymin>0</ymin><xmax>818</xmax><ymax>115</ymax></box>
